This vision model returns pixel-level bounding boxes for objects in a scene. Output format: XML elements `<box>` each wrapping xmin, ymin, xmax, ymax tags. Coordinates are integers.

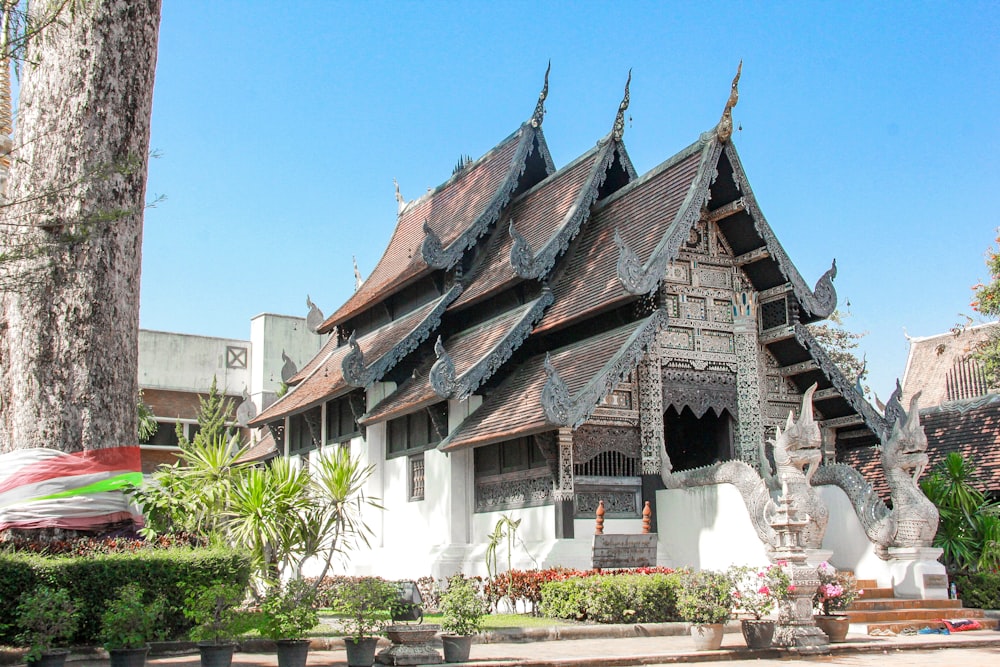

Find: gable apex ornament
<box><xmin>394</xmin><ymin>178</ymin><xmax>407</xmax><ymax>215</ymax></box>
<box><xmin>421</xmin><ymin>219</ymin><xmax>448</xmax><ymax>268</ymax></box>
<box><xmin>353</xmin><ymin>256</ymin><xmax>364</xmax><ymax>291</ymax></box>
<box><xmin>612</xmin><ymin>69</ymin><xmax>632</xmax><ymax>142</ymax></box>
<box><xmin>811</xmin><ymin>258</ymin><xmax>838</xmax><ymax>317</ymax></box>
<box><xmin>716</xmin><ymin>60</ymin><xmax>742</xmax><ymax>144</ymax></box>
<box><xmin>531</xmin><ymin>60</ymin><xmax>551</xmax><ymax>128</ymax></box>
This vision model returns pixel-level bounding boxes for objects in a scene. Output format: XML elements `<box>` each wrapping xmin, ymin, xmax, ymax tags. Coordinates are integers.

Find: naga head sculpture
<box><xmin>770</xmin><ymin>384</ymin><xmax>822</xmax><ymax>477</ymax></box>
<box><xmin>884</xmin><ymin>391</ymin><xmax>929</xmax><ymax>482</ymax></box>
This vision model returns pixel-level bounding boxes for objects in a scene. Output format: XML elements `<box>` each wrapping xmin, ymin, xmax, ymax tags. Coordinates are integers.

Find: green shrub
<box><xmin>952</xmin><ymin>571</ymin><xmax>1000</xmax><ymax>609</ymax></box>
<box><xmin>540</xmin><ymin>572</ymin><xmax>683</xmax><ymax>623</ymax></box>
<box><xmin>100</xmin><ymin>583</ymin><xmax>167</xmax><ymax>650</ymax></box>
<box><xmin>676</xmin><ymin>569</ymin><xmax>734</xmax><ymax>625</ymax></box>
<box><xmin>258</xmin><ymin>579</ymin><xmax>319</xmax><ymax>640</ymax></box>
<box><xmin>0</xmin><ymin>547</ymin><xmax>250</xmax><ymax>645</ymax></box>
<box><xmin>439</xmin><ymin>575</ymin><xmax>488</xmax><ymax>636</ymax></box>
<box><xmin>16</xmin><ymin>587</ymin><xmax>79</xmax><ymax>661</ymax></box>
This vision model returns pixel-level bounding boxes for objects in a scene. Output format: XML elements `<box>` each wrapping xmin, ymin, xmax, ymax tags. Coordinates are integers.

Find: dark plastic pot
<box><xmin>275</xmin><ymin>639</ymin><xmax>310</xmax><ymax>667</ymax></box>
<box><xmin>441</xmin><ymin>634</ymin><xmax>473</xmax><ymax>663</ymax></box>
<box><xmin>343</xmin><ymin>636</ymin><xmax>378</xmax><ymax>667</ymax></box>
<box><xmin>108</xmin><ymin>646</ymin><xmax>150</xmax><ymax>667</ymax></box>
<box><xmin>26</xmin><ymin>649</ymin><xmax>70</xmax><ymax>667</ymax></box>
<box><xmin>198</xmin><ymin>642</ymin><xmax>235</xmax><ymax>667</ymax></box>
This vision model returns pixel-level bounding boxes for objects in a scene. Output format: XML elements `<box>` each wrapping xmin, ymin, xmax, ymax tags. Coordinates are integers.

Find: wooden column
<box><xmin>638</xmin><ymin>347</ymin><xmax>665</xmax><ymax>532</ymax></box>
<box><xmin>553</xmin><ymin>427</ymin><xmax>575</xmax><ymax>539</ymax></box>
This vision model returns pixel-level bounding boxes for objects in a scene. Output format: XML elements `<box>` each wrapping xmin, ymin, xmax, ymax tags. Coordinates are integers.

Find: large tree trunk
<box><xmin>0</xmin><ymin>0</ymin><xmax>161</xmax><ymax>454</ymax></box>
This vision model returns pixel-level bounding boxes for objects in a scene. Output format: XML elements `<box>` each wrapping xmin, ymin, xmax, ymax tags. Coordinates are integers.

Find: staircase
<box><xmin>847</xmin><ymin>578</ymin><xmax>998</xmax><ymax>635</ymax></box>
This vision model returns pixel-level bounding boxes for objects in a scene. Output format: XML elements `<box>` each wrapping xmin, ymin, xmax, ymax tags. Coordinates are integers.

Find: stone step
<box><xmin>851</xmin><ymin>598</ymin><xmax>963</xmax><ymax>611</ymax></box>
<box><xmin>848</xmin><ymin>606</ymin><xmax>987</xmax><ymax>623</ymax></box>
<box><xmin>855</xmin><ymin>579</ymin><xmax>879</xmax><ymax>590</ymax></box>
<box><xmin>865</xmin><ymin>617</ymin><xmax>999</xmax><ymax>635</ymax></box>
<box><xmin>857</xmin><ymin>586</ymin><xmax>894</xmax><ymax>599</ymax></box>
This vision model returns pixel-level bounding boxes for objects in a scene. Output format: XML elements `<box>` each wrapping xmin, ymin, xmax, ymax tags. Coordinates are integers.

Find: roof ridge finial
<box><xmin>394</xmin><ymin>177</ymin><xmax>407</xmax><ymax>214</ymax></box>
<box><xmin>353</xmin><ymin>255</ymin><xmax>363</xmax><ymax>291</ymax></box>
<box><xmin>716</xmin><ymin>60</ymin><xmax>742</xmax><ymax>143</ymax></box>
<box><xmin>612</xmin><ymin>69</ymin><xmax>631</xmax><ymax>142</ymax></box>
<box><xmin>531</xmin><ymin>60</ymin><xmax>550</xmax><ymax>128</ymax></box>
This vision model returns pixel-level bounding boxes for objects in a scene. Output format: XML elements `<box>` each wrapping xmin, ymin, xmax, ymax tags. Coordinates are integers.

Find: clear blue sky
<box><xmin>141</xmin><ymin>0</ymin><xmax>999</xmax><ymax>401</ymax></box>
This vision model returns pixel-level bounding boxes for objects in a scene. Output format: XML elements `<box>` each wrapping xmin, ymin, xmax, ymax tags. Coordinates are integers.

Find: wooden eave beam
<box><xmin>813</xmin><ymin>388</ymin><xmax>841</xmax><ymax>401</ymax></box>
<box><xmin>819</xmin><ymin>415</ymin><xmax>864</xmax><ymax>429</ymax></box>
<box><xmin>734</xmin><ymin>246</ymin><xmax>771</xmax><ymax>267</ymax></box>
<box><xmin>779</xmin><ymin>360</ymin><xmax>818</xmax><ymax>377</ymax></box>
<box><xmin>703</xmin><ymin>197</ymin><xmax>746</xmax><ymax>224</ymax></box>
<box><xmin>759</xmin><ymin>327</ymin><xmax>794</xmax><ymax>345</ymax></box>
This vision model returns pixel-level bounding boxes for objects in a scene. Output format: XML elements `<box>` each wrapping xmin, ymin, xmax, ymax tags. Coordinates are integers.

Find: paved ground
<box><xmin>60</xmin><ymin>626</ymin><xmax>1000</xmax><ymax>667</ymax></box>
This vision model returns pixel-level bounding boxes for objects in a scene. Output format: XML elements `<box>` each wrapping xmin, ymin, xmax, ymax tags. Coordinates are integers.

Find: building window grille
<box><xmin>574</xmin><ymin>450</ymin><xmax>638</xmax><ymax>477</ymax></box>
<box><xmin>759</xmin><ymin>297</ymin><xmax>788</xmax><ymax>331</ymax></box>
<box><xmin>946</xmin><ymin>356</ymin><xmax>990</xmax><ymax>402</ymax></box>
<box><xmin>226</xmin><ymin>346</ymin><xmax>248</xmax><ymax>369</ymax></box>
<box><xmin>408</xmin><ymin>454</ymin><xmax>425</xmax><ymax>501</ymax></box>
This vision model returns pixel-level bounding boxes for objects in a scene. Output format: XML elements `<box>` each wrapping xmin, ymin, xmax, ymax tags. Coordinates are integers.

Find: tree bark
<box><xmin>0</xmin><ymin>0</ymin><xmax>162</xmax><ymax>453</ymax></box>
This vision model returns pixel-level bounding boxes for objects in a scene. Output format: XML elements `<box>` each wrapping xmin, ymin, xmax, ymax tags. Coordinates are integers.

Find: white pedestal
<box><xmin>887</xmin><ymin>546</ymin><xmax>948</xmax><ymax>600</ymax></box>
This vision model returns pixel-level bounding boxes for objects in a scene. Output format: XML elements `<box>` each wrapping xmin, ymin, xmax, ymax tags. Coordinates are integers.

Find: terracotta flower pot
<box><xmin>689</xmin><ymin>623</ymin><xmax>725</xmax><ymax>651</ymax></box>
<box><xmin>814</xmin><ymin>614</ymin><xmax>849</xmax><ymax>642</ymax></box>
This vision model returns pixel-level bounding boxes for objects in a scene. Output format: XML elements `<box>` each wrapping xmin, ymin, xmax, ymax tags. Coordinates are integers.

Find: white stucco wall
<box><xmin>655</xmin><ymin>483</ymin><xmax>770</xmax><ymax>571</ymax></box>
<box><xmin>249</xmin><ymin>313</ymin><xmax>325</xmax><ymax>411</ymax></box>
<box><xmin>817</xmin><ymin>484</ymin><xmax>893</xmax><ymax>587</ymax></box>
<box><xmin>138</xmin><ymin>330</ymin><xmax>250</xmax><ymax>394</ymax></box>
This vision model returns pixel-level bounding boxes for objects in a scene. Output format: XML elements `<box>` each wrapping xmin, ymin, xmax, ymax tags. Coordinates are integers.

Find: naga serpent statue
<box><xmin>876</xmin><ymin>390</ymin><xmax>938</xmax><ymax>548</ymax></box>
<box><xmin>663</xmin><ymin>384</ymin><xmax>828</xmax><ymax>552</ymax></box>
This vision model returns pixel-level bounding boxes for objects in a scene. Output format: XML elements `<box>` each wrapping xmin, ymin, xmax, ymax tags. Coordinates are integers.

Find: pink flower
<box><xmin>758</xmin><ymin>586</ymin><xmax>770</xmax><ymax>595</ymax></box>
<box><xmin>788</xmin><ymin>585</ymin><xmax>796</xmax><ymax>592</ymax></box>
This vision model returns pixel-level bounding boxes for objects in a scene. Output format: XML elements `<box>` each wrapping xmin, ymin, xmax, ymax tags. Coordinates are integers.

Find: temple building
<box><xmin>250</xmin><ymin>66</ymin><xmax>885</xmax><ymax>577</ymax></box>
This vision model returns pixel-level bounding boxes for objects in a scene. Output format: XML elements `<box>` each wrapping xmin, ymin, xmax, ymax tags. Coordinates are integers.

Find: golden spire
<box><xmin>716</xmin><ymin>60</ymin><xmax>742</xmax><ymax>143</ymax></box>
<box><xmin>531</xmin><ymin>60</ymin><xmax>550</xmax><ymax>128</ymax></box>
<box><xmin>612</xmin><ymin>69</ymin><xmax>631</xmax><ymax>142</ymax></box>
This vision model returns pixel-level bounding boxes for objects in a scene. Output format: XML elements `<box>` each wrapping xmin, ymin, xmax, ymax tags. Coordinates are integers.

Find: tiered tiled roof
<box><xmin>251</xmin><ymin>288</ymin><xmax>459</xmax><ymax>425</ymax></box>
<box><xmin>319</xmin><ymin>124</ymin><xmax>552</xmax><ymax>333</ymax></box>
<box><xmin>439</xmin><ymin>313</ymin><xmax>662</xmax><ymax>451</ymax></box>
<box><xmin>361</xmin><ymin>293</ymin><xmax>553</xmax><ymax>424</ymax></box>
<box><xmin>453</xmin><ymin>137</ymin><xmax>630</xmax><ymax>309</ymax></box>
<box><xmin>536</xmin><ymin>138</ymin><xmax>712</xmax><ymax>333</ymax></box>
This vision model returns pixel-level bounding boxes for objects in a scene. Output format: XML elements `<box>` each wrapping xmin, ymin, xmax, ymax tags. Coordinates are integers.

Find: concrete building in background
<box><xmin>137</xmin><ymin>313</ymin><xmax>325</xmax><ymax>472</ymax></box>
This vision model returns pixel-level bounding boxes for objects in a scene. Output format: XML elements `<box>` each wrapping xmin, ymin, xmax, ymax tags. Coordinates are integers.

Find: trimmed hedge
<box><xmin>0</xmin><ymin>547</ymin><xmax>250</xmax><ymax>645</ymax></box>
<box><xmin>540</xmin><ymin>572</ymin><xmax>684</xmax><ymax>623</ymax></box>
<box><xmin>952</xmin><ymin>571</ymin><xmax>1000</xmax><ymax>610</ymax></box>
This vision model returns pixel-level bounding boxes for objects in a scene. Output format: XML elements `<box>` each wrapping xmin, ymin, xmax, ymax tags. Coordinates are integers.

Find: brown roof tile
<box><xmin>252</xmin><ymin>290</ymin><xmax>457</xmax><ymax>424</ymax></box>
<box><xmin>362</xmin><ymin>294</ymin><xmax>552</xmax><ymax>424</ymax></box>
<box><xmin>453</xmin><ymin>141</ymin><xmax>613</xmax><ymax>309</ymax></box>
<box><xmin>319</xmin><ymin>126</ymin><xmax>536</xmax><ymax>332</ymax></box>
<box><xmin>439</xmin><ymin>317</ymin><xmax>653</xmax><ymax>451</ymax></box>
<box><xmin>535</xmin><ymin>142</ymin><xmax>707</xmax><ymax>334</ymax></box>
<box><xmin>838</xmin><ymin>394</ymin><xmax>1000</xmax><ymax>500</ymax></box>
<box><xmin>901</xmin><ymin>323</ymin><xmax>997</xmax><ymax>408</ymax></box>
<box><xmin>239</xmin><ymin>430</ymin><xmax>278</xmax><ymax>463</ymax></box>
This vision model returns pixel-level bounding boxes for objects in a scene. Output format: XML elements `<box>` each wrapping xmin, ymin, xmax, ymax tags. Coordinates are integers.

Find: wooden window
<box><xmin>288</xmin><ymin>408</ymin><xmax>320</xmax><ymax>456</ymax></box>
<box><xmin>325</xmin><ymin>393</ymin><xmax>360</xmax><ymax>445</ymax></box>
<box><xmin>386</xmin><ymin>404</ymin><xmax>446</xmax><ymax>458</ymax></box>
<box><xmin>473</xmin><ymin>437</ymin><xmax>551</xmax><ymax>512</ymax></box>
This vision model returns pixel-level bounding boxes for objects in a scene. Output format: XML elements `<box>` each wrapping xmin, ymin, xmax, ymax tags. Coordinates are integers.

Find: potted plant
<box><xmin>183</xmin><ymin>582</ymin><xmax>250</xmax><ymax>667</ymax></box>
<box><xmin>730</xmin><ymin>565</ymin><xmax>788</xmax><ymax>649</ymax></box>
<box><xmin>100</xmin><ymin>583</ymin><xmax>167</xmax><ymax>667</ymax></box>
<box><xmin>332</xmin><ymin>577</ymin><xmax>398</xmax><ymax>667</ymax></box>
<box><xmin>438</xmin><ymin>575</ymin><xmax>488</xmax><ymax>663</ymax></box>
<box><xmin>16</xmin><ymin>587</ymin><xmax>79</xmax><ymax>667</ymax></box>
<box><xmin>259</xmin><ymin>579</ymin><xmax>319</xmax><ymax>667</ymax></box>
<box><xmin>813</xmin><ymin>562</ymin><xmax>862</xmax><ymax>642</ymax></box>
<box><xmin>676</xmin><ymin>569</ymin><xmax>734</xmax><ymax>651</ymax></box>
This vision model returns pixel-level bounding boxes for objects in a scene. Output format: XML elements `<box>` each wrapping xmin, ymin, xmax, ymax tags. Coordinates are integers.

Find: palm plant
<box><xmin>920</xmin><ymin>452</ymin><xmax>1000</xmax><ymax>571</ymax></box>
